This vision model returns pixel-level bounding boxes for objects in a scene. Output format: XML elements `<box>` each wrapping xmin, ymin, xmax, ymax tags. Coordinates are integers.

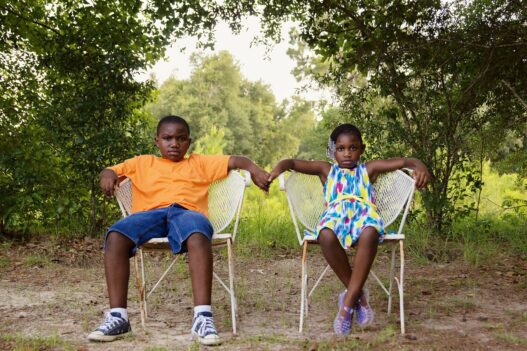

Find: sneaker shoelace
<box><xmin>98</xmin><ymin>312</ymin><xmax>124</xmax><ymax>333</ymax></box>
<box><xmin>196</xmin><ymin>315</ymin><xmax>217</xmax><ymax>337</ymax></box>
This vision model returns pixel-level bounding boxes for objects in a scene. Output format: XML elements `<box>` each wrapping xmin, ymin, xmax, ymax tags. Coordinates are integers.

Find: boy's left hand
<box><xmin>250</xmin><ymin>166</ymin><xmax>271</xmax><ymax>192</ymax></box>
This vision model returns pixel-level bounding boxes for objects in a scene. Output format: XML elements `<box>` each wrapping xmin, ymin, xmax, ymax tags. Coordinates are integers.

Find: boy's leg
<box><xmin>88</xmin><ymin>231</ymin><xmax>134</xmax><ymax>342</ymax></box>
<box><xmin>186</xmin><ymin>232</ymin><xmax>213</xmax><ymax>305</ymax></box>
<box><xmin>90</xmin><ymin>208</ymin><xmax>167</xmax><ymax>342</ymax></box>
<box><xmin>167</xmin><ymin>207</ymin><xmax>220</xmax><ymax>346</ymax></box>
<box><xmin>186</xmin><ymin>232</ymin><xmax>221</xmax><ymax>346</ymax></box>
<box><xmin>104</xmin><ymin>231</ymin><xmax>135</xmax><ymax>308</ymax></box>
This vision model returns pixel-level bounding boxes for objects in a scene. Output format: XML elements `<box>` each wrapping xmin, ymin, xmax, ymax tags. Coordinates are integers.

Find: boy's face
<box><xmin>334</xmin><ymin>132</ymin><xmax>365</xmax><ymax>169</ymax></box>
<box><xmin>155</xmin><ymin>122</ymin><xmax>191</xmax><ymax>161</ymax></box>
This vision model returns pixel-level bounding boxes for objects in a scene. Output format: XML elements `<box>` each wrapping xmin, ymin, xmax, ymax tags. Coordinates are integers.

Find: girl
<box><xmin>268</xmin><ymin>123</ymin><xmax>430</xmax><ymax>335</ymax></box>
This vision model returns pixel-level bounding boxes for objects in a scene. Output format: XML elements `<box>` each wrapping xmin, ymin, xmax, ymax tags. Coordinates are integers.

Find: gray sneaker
<box><xmin>88</xmin><ymin>312</ymin><xmax>131</xmax><ymax>342</ymax></box>
<box><xmin>191</xmin><ymin>312</ymin><xmax>221</xmax><ymax>346</ymax></box>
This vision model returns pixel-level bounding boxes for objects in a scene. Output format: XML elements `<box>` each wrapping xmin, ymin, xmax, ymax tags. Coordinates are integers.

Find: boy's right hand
<box><xmin>99</xmin><ymin>169</ymin><xmax>118</xmax><ymax>196</ymax></box>
<box><xmin>249</xmin><ymin>165</ymin><xmax>271</xmax><ymax>193</ymax></box>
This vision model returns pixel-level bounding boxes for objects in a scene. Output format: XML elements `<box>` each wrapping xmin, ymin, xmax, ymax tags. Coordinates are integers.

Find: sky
<box><xmin>139</xmin><ymin>18</ymin><xmax>332</xmax><ymax>103</ymax></box>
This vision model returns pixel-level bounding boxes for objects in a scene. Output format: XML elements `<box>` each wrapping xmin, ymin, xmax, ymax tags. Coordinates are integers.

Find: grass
<box><xmin>24</xmin><ymin>254</ymin><xmax>51</xmax><ymax>267</ymax></box>
<box><xmin>0</xmin><ymin>256</ymin><xmax>10</xmax><ymax>268</ymax></box>
<box><xmin>0</xmin><ymin>333</ymin><xmax>75</xmax><ymax>351</ymax></box>
<box><xmin>494</xmin><ymin>331</ymin><xmax>527</xmax><ymax>346</ymax></box>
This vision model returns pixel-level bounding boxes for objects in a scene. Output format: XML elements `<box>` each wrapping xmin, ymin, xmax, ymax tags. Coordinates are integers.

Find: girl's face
<box><xmin>334</xmin><ymin>132</ymin><xmax>365</xmax><ymax>169</ymax></box>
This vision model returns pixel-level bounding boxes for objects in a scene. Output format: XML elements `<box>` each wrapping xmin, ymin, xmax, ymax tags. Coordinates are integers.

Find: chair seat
<box><xmin>139</xmin><ymin>233</ymin><xmax>233</xmax><ymax>250</ymax></box>
<box><xmin>302</xmin><ymin>233</ymin><xmax>405</xmax><ymax>243</ymax></box>
<box><xmin>383</xmin><ymin>234</ymin><xmax>405</xmax><ymax>241</ymax></box>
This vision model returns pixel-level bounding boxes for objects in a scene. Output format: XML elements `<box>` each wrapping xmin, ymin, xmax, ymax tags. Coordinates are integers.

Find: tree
<box><xmin>217</xmin><ymin>0</ymin><xmax>527</xmax><ymax>230</ymax></box>
<box><xmin>0</xmin><ymin>0</ymin><xmax>235</xmax><ymax>234</ymax></box>
<box><xmin>146</xmin><ymin>51</ymin><xmax>317</xmax><ymax>166</ymax></box>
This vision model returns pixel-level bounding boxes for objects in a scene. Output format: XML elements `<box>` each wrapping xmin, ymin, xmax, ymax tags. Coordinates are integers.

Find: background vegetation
<box><xmin>1</xmin><ymin>0</ymin><xmax>526</xmax><ymax>259</ymax></box>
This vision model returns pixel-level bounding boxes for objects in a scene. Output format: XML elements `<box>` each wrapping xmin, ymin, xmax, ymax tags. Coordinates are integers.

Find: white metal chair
<box><xmin>114</xmin><ymin>170</ymin><xmax>250</xmax><ymax>334</ymax></box>
<box><xmin>278</xmin><ymin>169</ymin><xmax>415</xmax><ymax>334</ymax></box>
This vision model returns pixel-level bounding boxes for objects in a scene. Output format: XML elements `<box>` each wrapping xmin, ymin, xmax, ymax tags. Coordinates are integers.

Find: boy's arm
<box><xmin>269</xmin><ymin>159</ymin><xmax>331</xmax><ymax>184</ymax></box>
<box><xmin>366</xmin><ymin>158</ymin><xmax>431</xmax><ymax>189</ymax></box>
<box><xmin>228</xmin><ymin>156</ymin><xmax>270</xmax><ymax>192</ymax></box>
<box><xmin>100</xmin><ymin>168</ymin><xmax>118</xmax><ymax>196</ymax></box>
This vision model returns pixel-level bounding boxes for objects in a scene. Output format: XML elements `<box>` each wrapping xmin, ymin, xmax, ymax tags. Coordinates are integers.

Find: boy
<box><xmin>88</xmin><ymin>115</ymin><xmax>270</xmax><ymax>345</ymax></box>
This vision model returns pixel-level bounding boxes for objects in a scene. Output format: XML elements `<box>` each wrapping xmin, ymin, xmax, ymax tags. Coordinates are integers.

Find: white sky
<box><xmin>139</xmin><ymin>18</ymin><xmax>332</xmax><ymax>103</ymax></box>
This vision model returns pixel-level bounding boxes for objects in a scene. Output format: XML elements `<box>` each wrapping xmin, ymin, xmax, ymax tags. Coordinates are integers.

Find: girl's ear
<box><xmin>361</xmin><ymin>143</ymin><xmax>366</xmax><ymax>153</ymax></box>
<box><xmin>154</xmin><ymin>136</ymin><xmax>159</xmax><ymax>147</ymax></box>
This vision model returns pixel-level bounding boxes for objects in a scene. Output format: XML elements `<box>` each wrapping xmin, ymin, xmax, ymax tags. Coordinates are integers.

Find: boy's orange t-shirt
<box><xmin>109</xmin><ymin>154</ymin><xmax>230</xmax><ymax>216</ymax></box>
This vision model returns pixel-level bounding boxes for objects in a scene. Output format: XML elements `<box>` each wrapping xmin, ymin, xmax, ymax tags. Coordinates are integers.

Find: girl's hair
<box><xmin>327</xmin><ymin>124</ymin><xmax>363</xmax><ymax>160</ymax></box>
<box><xmin>329</xmin><ymin>123</ymin><xmax>363</xmax><ymax>143</ymax></box>
<box><xmin>157</xmin><ymin>115</ymin><xmax>190</xmax><ymax>135</ymax></box>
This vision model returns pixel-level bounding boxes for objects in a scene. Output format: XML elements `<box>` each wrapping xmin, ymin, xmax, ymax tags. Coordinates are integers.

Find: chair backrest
<box><xmin>373</xmin><ymin>170</ymin><xmax>415</xmax><ymax>229</ymax></box>
<box><xmin>282</xmin><ymin>169</ymin><xmax>415</xmax><ymax>245</ymax></box>
<box><xmin>114</xmin><ymin>171</ymin><xmax>248</xmax><ymax>239</ymax></box>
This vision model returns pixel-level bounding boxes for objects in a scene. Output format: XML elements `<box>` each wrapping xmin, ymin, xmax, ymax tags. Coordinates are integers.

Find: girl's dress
<box><xmin>315</xmin><ymin>163</ymin><xmax>385</xmax><ymax>249</ymax></box>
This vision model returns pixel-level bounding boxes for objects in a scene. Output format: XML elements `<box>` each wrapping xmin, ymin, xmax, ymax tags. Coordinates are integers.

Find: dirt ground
<box><xmin>0</xmin><ymin>237</ymin><xmax>526</xmax><ymax>351</ymax></box>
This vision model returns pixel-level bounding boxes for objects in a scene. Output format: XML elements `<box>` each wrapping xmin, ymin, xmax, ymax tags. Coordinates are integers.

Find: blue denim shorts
<box><xmin>106</xmin><ymin>204</ymin><xmax>214</xmax><ymax>256</ymax></box>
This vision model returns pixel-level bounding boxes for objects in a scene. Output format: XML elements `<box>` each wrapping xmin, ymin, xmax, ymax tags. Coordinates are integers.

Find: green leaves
<box><xmin>226</xmin><ymin>0</ymin><xmax>526</xmax><ymax>231</ymax></box>
<box><xmin>146</xmin><ymin>51</ymin><xmax>317</xmax><ymax>166</ymax></box>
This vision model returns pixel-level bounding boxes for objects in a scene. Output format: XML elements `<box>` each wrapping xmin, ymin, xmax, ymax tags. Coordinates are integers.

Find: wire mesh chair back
<box><xmin>283</xmin><ymin>169</ymin><xmax>415</xmax><ymax>242</ymax></box>
<box><xmin>208</xmin><ymin>171</ymin><xmax>246</xmax><ymax>238</ymax></box>
<box><xmin>115</xmin><ymin>177</ymin><xmax>133</xmax><ymax>217</ymax></box>
<box><xmin>372</xmin><ymin>170</ymin><xmax>415</xmax><ymax>229</ymax></box>
<box><xmin>115</xmin><ymin>171</ymin><xmax>246</xmax><ymax>237</ymax></box>
<box><xmin>284</xmin><ymin>172</ymin><xmax>325</xmax><ymax>244</ymax></box>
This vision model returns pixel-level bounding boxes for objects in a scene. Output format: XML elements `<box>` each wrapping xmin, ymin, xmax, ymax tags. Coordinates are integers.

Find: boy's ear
<box><xmin>361</xmin><ymin>144</ymin><xmax>366</xmax><ymax>153</ymax></box>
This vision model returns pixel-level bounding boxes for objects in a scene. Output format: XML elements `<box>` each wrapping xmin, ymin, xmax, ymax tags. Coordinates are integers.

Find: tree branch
<box><xmin>501</xmin><ymin>79</ymin><xmax>527</xmax><ymax>111</ymax></box>
<box><xmin>1</xmin><ymin>4</ymin><xmax>61</xmax><ymax>36</ymax></box>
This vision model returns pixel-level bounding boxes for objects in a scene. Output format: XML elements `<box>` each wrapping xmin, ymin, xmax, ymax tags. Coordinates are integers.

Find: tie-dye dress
<box><xmin>315</xmin><ymin>163</ymin><xmax>385</xmax><ymax>249</ymax></box>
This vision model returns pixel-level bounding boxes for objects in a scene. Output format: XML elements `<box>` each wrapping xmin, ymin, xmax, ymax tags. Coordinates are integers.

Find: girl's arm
<box><xmin>366</xmin><ymin>158</ymin><xmax>431</xmax><ymax>189</ymax></box>
<box><xmin>268</xmin><ymin>159</ymin><xmax>332</xmax><ymax>184</ymax></box>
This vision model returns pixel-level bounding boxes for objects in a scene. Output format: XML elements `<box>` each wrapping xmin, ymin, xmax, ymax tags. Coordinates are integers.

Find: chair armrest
<box><xmin>278</xmin><ymin>172</ymin><xmax>286</xmax><ymax>191</ymax></box>
<box><xmin>242</xmin><ymin>170</ymin><xmax>252</xmax><ymax>187</ymax></box>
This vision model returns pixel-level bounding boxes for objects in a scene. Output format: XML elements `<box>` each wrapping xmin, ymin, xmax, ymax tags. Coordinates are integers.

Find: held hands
<box><xmin>267</xmin><ymin>166</ymin><xmax>282</xmax><ymax>185</ymax></box>
<box><xmin>99</xmin><ymin>169</ymin><xmax>118</xmax><ymax>197</ymax></box>
<box><xmin>250</xmin><ymin>165</ymin><xmax>271</xmax><ymax>193</ymax></box>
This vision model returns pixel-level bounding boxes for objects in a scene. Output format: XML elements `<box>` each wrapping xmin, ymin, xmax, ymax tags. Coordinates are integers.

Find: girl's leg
<box><xmin>318</xmin><ymin>228</ymin><xmax>352</xmax><ymax>287</ymax></box>
<box><xmin>341</xmin><ymin>227</ymin><xmax>379</xmax><ymax>315</ymax></box>
<box><xmin>104</xmin><ymin>231</ymin><xmax>135</xmax><ymax>308</ymax></box>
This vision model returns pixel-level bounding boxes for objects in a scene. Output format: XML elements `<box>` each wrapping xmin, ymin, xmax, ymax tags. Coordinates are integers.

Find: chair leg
<box><xmin>399</xmin><ymin>240</ymin><xmax>405</xmax><ymax>335</ymax></box>
<box><xmin>134</xmin><ymin>250</ymin><xmax>146</xmax><ymax>329</ymax></box>
<box><xmin>299</xmin><ymin>241</ymin><xmax>308</xmax><ymax>333</ymax></box>
<box><xmin>387</xmin><ymin>245</ymin><xmax>396</xmax><ymax>315</ymax></box>
<box><xmin>227</xmin><ymin>238</ymin><xmax>237</xmax><ymax>335</ymax></box>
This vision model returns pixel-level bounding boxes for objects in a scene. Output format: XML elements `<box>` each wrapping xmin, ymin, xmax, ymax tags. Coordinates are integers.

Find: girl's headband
<box><xmin>326</xmin><ymin>137</ymin><xmax>336</xmax><ymax>161</ymax></box>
